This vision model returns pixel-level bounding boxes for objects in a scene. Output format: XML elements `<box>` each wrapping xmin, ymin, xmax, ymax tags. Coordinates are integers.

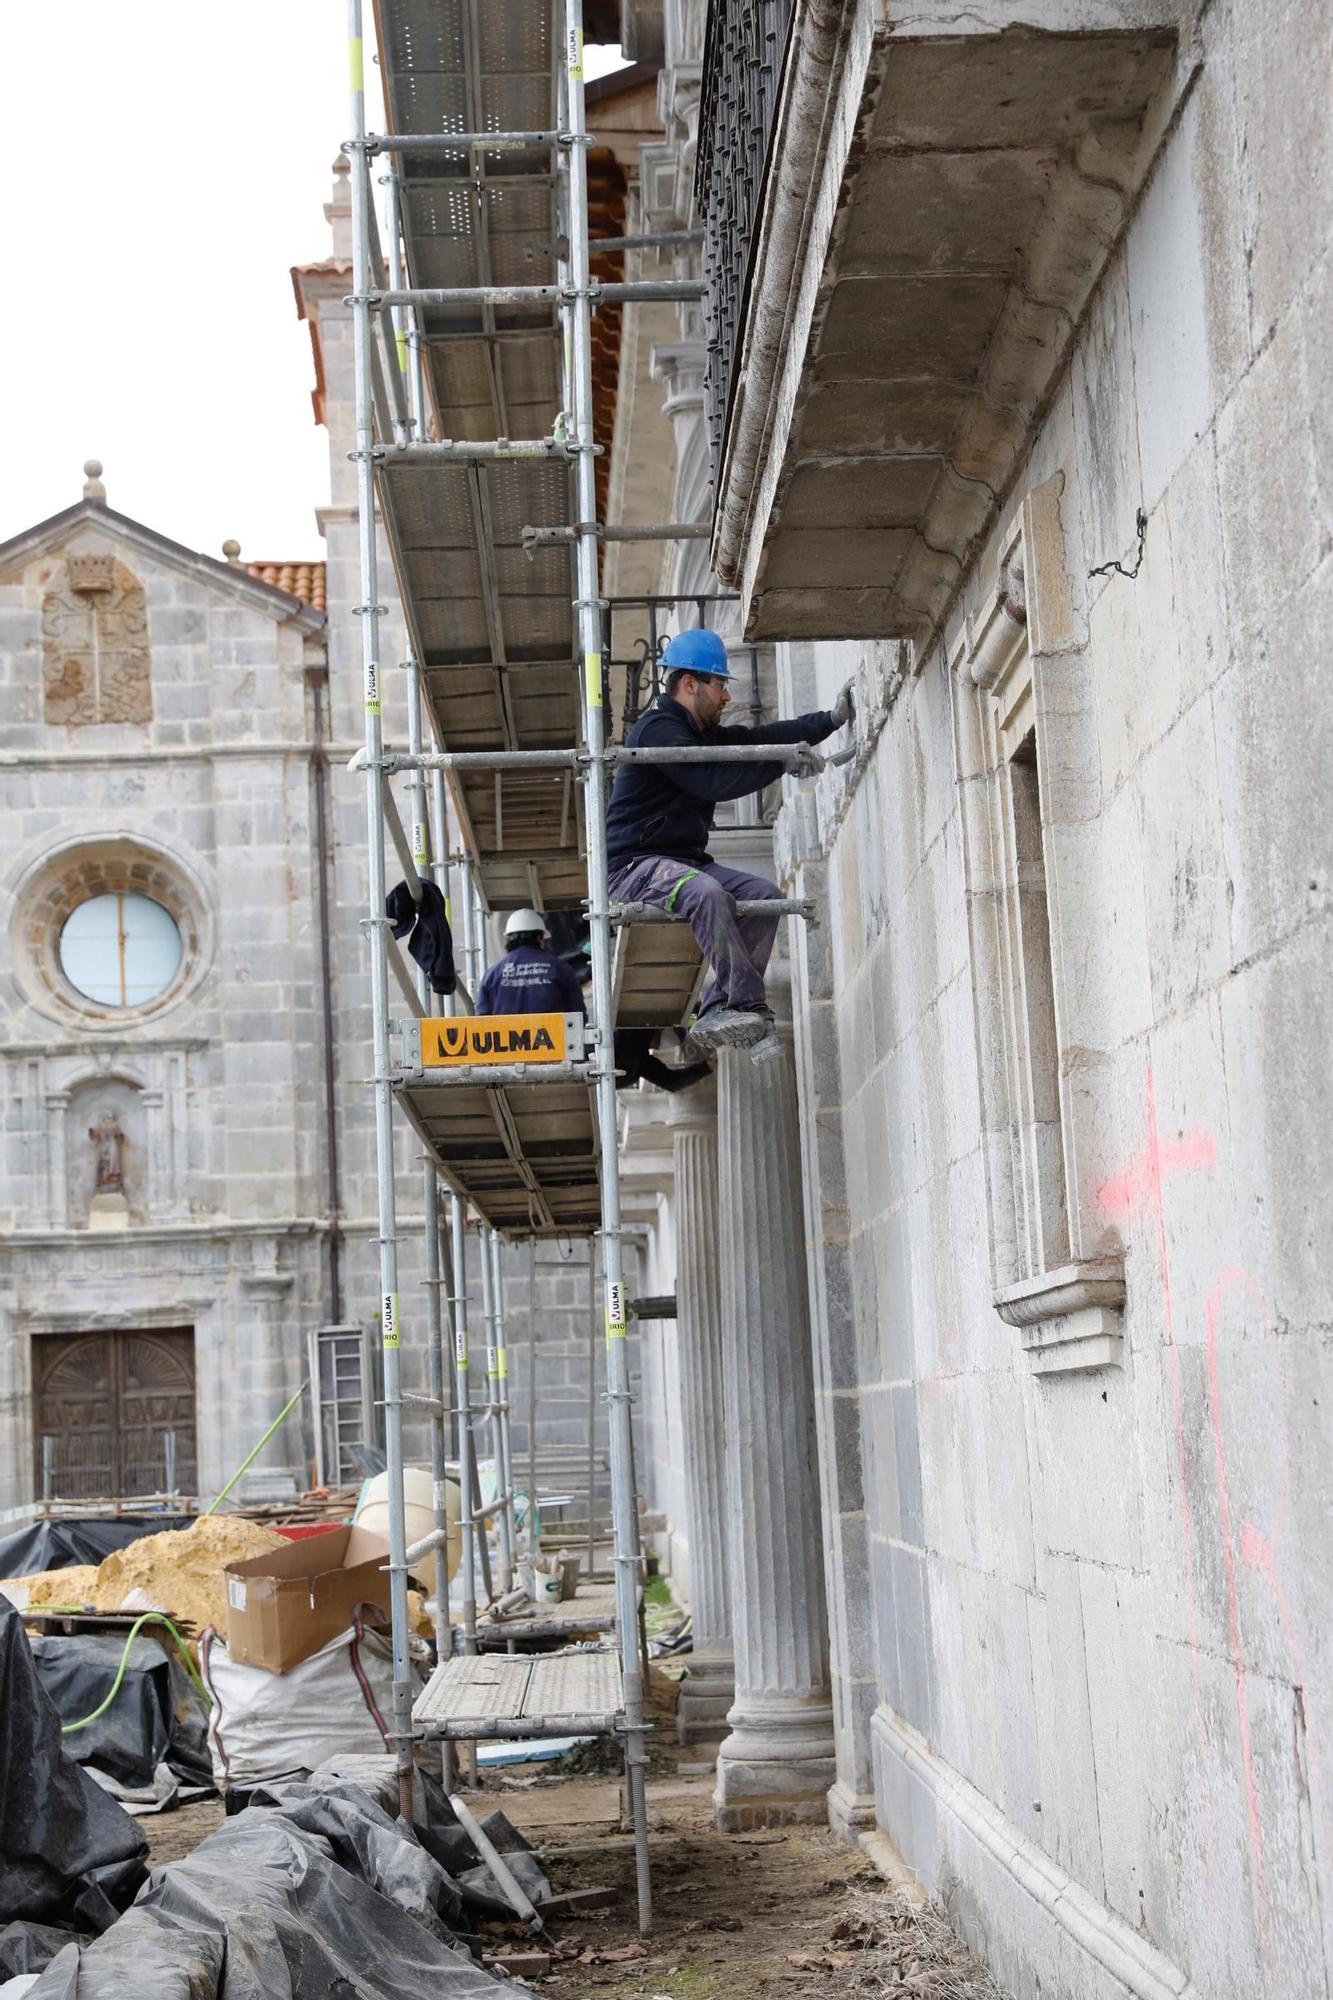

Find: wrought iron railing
<box><xmin>695</xmin><ymin>0</ymin><xmax>794</xmax><ymax>485</ymax></box>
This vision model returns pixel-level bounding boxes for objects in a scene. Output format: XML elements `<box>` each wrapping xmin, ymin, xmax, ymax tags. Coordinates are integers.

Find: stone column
<box><xmin>714</xmin><ymin>1033</ymin><xmax>836</xmax><ymax>1828</ymax></box>
<box><xmin>669</xmin><ymin>1081</ymin><xmax>735</xmax><ymax>1740</ymax></box>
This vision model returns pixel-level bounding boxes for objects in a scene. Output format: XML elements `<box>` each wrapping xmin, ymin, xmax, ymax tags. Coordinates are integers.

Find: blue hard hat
<box><xmin>661</xmin><ymin>628</ymin><xmax>732</xmax><ymax>678</ymax></box>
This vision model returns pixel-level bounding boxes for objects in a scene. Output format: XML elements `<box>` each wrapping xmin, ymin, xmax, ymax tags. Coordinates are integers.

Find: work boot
<box><xmin>742</xmin><ymin>1004</ymin><xmax>783</xmax><ymax>1064</ymax></box>
<box><xmin>685</xmin><ymin>1003</ymin><xmax>770</xmax><ymax>1054</ymax></box>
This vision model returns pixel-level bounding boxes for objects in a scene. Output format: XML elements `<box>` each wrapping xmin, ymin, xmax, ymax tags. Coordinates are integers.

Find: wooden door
<box><xmin>34</xmin><ymin>1328</ymin><xmax>197</xmax><ymax>1500</ymax></box>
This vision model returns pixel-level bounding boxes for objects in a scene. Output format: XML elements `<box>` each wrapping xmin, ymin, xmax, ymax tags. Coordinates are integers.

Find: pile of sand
<box><xmin>10</xmin><ymin>1515</ymin><xmax>288</xmax><ymax>1634</ymax></box>
<box><xmin>6</xmin><ymin>1515</ymin><xmax>436</xmax><ymax>1649</ymax></box>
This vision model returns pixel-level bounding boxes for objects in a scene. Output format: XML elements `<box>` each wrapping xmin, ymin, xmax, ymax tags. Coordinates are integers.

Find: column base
<box><xmin>827</xmin><ymin>1777</ymin><xmax>877</xmax><ymax>1838</ymax></box>
<box><xmin>713</xmin><ymin>1697</ymin><xmax>837</xmax><ymax>1831</ymax></box>
<box><xmin>677</xmin><ymin>1654</ymin><xmax>735</xmax><ymax>1743</ymax></box>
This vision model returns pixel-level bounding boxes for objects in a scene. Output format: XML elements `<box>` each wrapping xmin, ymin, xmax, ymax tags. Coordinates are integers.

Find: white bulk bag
<box><xmin>200</xmin><ymin>1617</ymin><xmax>395</xmax><ymax>1790</ymax></box>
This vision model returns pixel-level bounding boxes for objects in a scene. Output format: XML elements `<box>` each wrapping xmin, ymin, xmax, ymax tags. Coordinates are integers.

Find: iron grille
<box><xmin>695</xmin><ymin>0</ymin><xmax>794</xmax><ymax>485</ymax></box>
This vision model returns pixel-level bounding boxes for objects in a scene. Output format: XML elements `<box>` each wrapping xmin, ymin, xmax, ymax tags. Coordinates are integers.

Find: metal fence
<box><xmin>696</xmin><ymin>0</ymin><xmax>794</xmax><ymax>484</ymax></box>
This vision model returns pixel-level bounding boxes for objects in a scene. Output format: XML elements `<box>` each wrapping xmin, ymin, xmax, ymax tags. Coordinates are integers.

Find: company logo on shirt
<box><xmin>421</xmin><ymin>1012</ymin><xmax>569</xmax><ymax>1067</ymax></box>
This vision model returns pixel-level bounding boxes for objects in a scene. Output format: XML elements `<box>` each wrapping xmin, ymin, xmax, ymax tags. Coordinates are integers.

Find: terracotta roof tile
<box><xmin>246</xmin><ymin>560</ymin><xmax>327</xmax><ymax>612</ymax></box>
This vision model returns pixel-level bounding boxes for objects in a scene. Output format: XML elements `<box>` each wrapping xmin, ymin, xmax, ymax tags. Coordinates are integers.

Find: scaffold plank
<box><xmin>413</xmin><ymin>1646</ymin><xmax>622</xmax><ymax>1732</ymax></box>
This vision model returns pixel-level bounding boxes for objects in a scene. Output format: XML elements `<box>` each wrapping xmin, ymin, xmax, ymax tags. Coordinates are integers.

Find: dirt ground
<box><xmin>468</xmin><ymin>1765</ymin><xmax>1002</xmax><ymax>2000</ymax></box>
<box><xmin>142</xmin><ymin>1795</ymin><xmax>225</xmax><ymax>1868</ymax></box>
<box><xmin>136</xmin><ymin>1673</ymin><xmax>1003</xmax><ymax>1999</ymax></box>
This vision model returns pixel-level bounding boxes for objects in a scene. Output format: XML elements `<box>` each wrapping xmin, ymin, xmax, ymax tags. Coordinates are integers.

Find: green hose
<box><xmin>32</xmin><ymin>1608</ymin><xmax>210</xmax><ymax>1730</ymax></box>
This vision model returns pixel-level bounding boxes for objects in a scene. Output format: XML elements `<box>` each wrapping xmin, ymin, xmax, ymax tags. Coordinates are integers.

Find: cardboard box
<box><xmin>223</xmin><ymin>1524</ymin><xmax>392</xmax><ymax>1673</ymax></box>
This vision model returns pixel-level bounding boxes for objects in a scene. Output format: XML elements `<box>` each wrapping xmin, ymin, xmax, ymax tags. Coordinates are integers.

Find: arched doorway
<box><xmin>33</xmin><ymin>1328</ymin><xmax>197</xmax><ymax>1501</ymax></box>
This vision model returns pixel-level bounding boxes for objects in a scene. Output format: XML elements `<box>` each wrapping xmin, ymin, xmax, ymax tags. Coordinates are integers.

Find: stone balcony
<box><xmin>703</xmin><ymin>1</ymin><xmax>1183</xmax><ymax>646</ymax></box>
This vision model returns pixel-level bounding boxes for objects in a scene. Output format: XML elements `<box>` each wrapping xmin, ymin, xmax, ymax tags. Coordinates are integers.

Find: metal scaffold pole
<box><xmin>403</xmin><ymin>659</ymin><xmax>451</xmax><ymax>1662</ymax></box>
<box><xmin>562</xmin><ymin>0</ymin><xmax>652</xmax><ymax>1931</ymax></box>
<box><xmin>489</xmin><ymin>1228</ymin><xmax>517</xmax><ymax>1588</ymax></box>
<box><xmin>478</xmin><ymin>1222</ymin><xmax>515</xmax><ymax>1594</ymax></box>
<box><xmin>346</xmin><ymin>0</ymin><xmax>415</xmax><ymax>1824</ymax></box>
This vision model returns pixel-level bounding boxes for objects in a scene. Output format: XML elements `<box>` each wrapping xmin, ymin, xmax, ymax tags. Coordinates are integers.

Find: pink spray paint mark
<box><xmin>1096</xmin><ymin>1070</ymin><xmax>1210</xmax><ymax>1722</ymax></box>
<box><xmin>1204</xmin><ymin>1269</ymin><xmax>1269</xmax><ymax>1937</ymax></box>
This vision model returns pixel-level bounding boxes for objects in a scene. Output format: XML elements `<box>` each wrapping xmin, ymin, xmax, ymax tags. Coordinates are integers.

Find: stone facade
<box><xmin>619</xmin><ymin>1</ymin><xmax>1333</xmax><ymax>1994</ymax></box>
<box><xmin>0</xmin><ymin>489</ymin><xmax>332</xmax><ymax>1505</ymax></box>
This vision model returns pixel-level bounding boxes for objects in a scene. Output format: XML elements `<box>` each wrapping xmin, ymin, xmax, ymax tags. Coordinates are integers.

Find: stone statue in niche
<box><xmin>42</xmin><ymin>553</ymin><xmax>152</xmax><ymax>726</ymax></box>
<box><xmin>66</xmin><ymin>1080</ymin><xmax>143</xmax><ymax>1230</ymax></box>
<box><xmin>89</xmin><ymin>1109</ymin><xmax>126</xmax><ymax>1192</ymax></box>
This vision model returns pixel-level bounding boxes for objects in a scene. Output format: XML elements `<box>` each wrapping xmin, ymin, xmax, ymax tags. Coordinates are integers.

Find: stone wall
<box><xmin>774</xmin><ymin>7</ymin><xmax>1333</xmax><ymax>1994</ymax></box>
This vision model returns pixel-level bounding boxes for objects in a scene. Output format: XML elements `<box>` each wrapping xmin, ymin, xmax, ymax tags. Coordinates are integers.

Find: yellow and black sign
<box><xmin>422</xmin><ymin>1012</ymin><xmax>569</xmax><ymax>1068</ymax></box>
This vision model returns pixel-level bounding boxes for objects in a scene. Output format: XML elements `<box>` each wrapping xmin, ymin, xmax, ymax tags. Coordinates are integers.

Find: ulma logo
<box><xmin>423</xmin><ymin>1012</ymin><xmax>568</xmax><ymax>1068</ymax></box>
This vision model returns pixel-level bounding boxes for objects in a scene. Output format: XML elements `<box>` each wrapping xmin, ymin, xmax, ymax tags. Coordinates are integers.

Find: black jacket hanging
<box><xmin>385</xmin><ymin>879</ymin><xmax>457</xmax><ymax>996</ymax></box>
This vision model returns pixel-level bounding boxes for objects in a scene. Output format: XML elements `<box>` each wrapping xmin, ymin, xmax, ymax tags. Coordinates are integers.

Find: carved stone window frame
<box><xmin>953</xmin><ymin>487</ymin><xmax>1124</xmax><ymax>1376</ymax></box>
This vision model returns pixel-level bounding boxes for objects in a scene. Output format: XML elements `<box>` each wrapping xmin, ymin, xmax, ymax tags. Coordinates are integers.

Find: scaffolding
<box><xmin>344</xmin><ymin>0</ymin><xmax>839</xmax><ymax>1937</ymax></box>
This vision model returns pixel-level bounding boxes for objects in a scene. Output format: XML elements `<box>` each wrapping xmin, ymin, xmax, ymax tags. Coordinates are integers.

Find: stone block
<box><xmin>1077</xmin><ymin>1562</ymin><xmax>1165</xmax><ymax>1932</ymax></box>
<box><xmin>891</xmin><ymin>1543</ymin><xmax>935</xmax><ymax>1742</ymax></box>
<box><xmin>871</xmin><ymin>1201</ymin><xmax>915</xmax><ymax>1384</ymax></box>
<box><xmin>1028</xmin><ymin>1359</ymin><xmax>1145</xmax><ymax>1574</ymax></box>
<box><xmin>1231</xmin><ymin>0</ymin><xmax>1333</xmax><ymax>345</ymax></box>
<box><xmin>892</xmin><ymin>1384</ymin><xmax>924</xmax><ymax>1547</ymax></box>
<box><xmin>1303</xmin><ymin>248</ymin><xmax>1333</xmax><ymax>552</ymax></box>
<box><xmin>1126</xmin><ymin>91</ymin><xmax>1214</xmax><ymax>514</ymax></box>
<box><xmin>1026</xmin><ymin>1556</ymin><xmax>1105</xmax><ymax>1899</ymax></box>
<box><xmin>816</xmin><ymin>1235</ymin><xmax>860</xmax><ymax>1394</ymax></box>
<box><xmin>1163</xmin><ymin>431</ymin><xmax>1233</xmax><ymax>695</ymax></box>
<box><xmin>824</xmin><ymin>1385</ymin><xmax>866</xmax><ymax>1516</ymax></box>
<box><xmin>870</xmin><ymin>1533</ymin><xmax>900</xmax><ymax>1715</ymax></box>
<box><xmin>1072</xmin><ymin>257</ymin><xmax>1143</xmax><ymax>596</ymax></box>
<box><xmin>811</xmin><ymin>1105</ymin><xmax>849</xmax><ymax>1227</ymax></box>
<box><xmin>1045</xmin><ymin>808</ymin><xmax>1152</xmax><ymax>1061</ymax></box>
<box><xmin>1214</xmin><ymin>564</ymin><xmax>1332</xmax><ymax>966</ymax></box>
<box><xmin>832</xmin><ymin>1508</ymin><xmax>877</xmax><ymax>1687</ymax></box>
<box><xmin>1186</xmin><ymin>4</ymin><xmax>1254</xmax><ymax>407</ymax></box>
<box><xmin>926</xmin><ymin>1558</ymin><xmax>992</xmax><ymax>1794</ymax></box>
<box><xmin>862</xmin><ymin>1382</ymin><xmax>901</xmax><ymax>1544</ymax></box>
<box><xmin>1218</xmin><ymin>307</ymin><xmax>1323</xmax><ymax>641</ymax></box>
<box><xmin>1139</xmin><ymin>704</ymin><xmax>1234</xmax><ymax>1020</ymax></box>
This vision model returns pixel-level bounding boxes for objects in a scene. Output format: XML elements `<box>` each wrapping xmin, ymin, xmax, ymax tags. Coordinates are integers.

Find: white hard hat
<box><xmin>504</xmin><ymin>908</ymin><xmax>546</xmax><ymax>941</ymax></box>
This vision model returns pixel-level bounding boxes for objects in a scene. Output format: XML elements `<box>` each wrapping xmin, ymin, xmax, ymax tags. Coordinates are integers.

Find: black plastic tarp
<box><xmin>0</xmin><ymin>1604</ymin><xmax>148</xmax><ymax>1935</ymax></box>
<box><xmin>0</xmin><ymin>1517</ymin><xmax>193</xmax><ymax>1582</ymax></box>
<box><xmin>25</xmin><ymin>1780</ymin><xmax>532</xmax><ymax>1999</ymax></box>
<box><xmin>0</xmin><ymin>1921</ymin><xmax>77</xmax><ymax>1980</ymax></box>
<box><xmin>28</xmin><ymin>1633</ymin><xmax>212</xmax><ymax>1794</ymax></box>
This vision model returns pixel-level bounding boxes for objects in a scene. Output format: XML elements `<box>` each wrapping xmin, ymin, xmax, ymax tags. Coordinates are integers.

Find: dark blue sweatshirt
<box><xmin>476</xmin><ymin>944</ymin><xmax>587</xmax><ymax>1017</ymax></box>
<box><xmin>605</xmin><ymin>694</ymin><xmax>838</xmax><ymax>871</ymax></box>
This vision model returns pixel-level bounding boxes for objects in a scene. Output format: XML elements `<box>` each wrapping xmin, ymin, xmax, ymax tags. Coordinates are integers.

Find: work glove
<box><xmin>829</xmin><ymin>679</ymin><xmax>856</xmax><ymax>729</ymax></box>
<box><xmin>791</xmin><ymin>746</ymin><xmax>826</xmax><ymax>780</ymax></box>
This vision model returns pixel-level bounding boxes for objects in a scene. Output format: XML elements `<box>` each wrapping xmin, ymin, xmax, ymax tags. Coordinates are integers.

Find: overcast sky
<box><xmin>0</xmin><ymin>6</ymin><xmax>624</xmax><ymax>563</ymax></box>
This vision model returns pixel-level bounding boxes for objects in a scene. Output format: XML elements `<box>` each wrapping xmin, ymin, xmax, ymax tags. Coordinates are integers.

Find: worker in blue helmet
<box><xmin>605</xmin><ymin>628</ymin><xmax>854</xmax><ymax>1054</ymax></box>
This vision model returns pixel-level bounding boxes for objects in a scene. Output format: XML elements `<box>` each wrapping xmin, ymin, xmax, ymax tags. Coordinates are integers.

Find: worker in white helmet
<box><xmin>477</xmin><ymin>909</ymin><xmax>587</xmax><ymax>1018</ymax></box>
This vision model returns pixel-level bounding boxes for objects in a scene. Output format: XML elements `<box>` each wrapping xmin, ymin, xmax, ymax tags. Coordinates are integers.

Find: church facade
<box><xmin>0</xmin><ymin>467</ymin><xmax>333</xmax><ymax>1507</ymax></box>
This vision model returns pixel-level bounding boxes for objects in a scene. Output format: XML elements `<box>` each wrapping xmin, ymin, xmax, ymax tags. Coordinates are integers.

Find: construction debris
<box><xmin>8</xmin><ymin>1516</ymin><xmax>288</xmax><ymax>1635</ymax></box>
<box><xmin>819</xmin><ymin>1893</ymin><xmax>1007</xmax><ymax>1998</ymax></box>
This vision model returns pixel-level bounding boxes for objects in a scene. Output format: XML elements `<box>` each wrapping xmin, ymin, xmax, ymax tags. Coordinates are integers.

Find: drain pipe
<box><xmin>308</xmin><ymin>662</ymin><xmax>344</xmax><ymax>1322</ymax></box>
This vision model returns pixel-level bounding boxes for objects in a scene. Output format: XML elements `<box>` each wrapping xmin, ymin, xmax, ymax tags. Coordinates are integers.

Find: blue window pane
<box><xmin>59</xmin><ymin>893</ymin><xmax>182</xmax><ymax>1007</ymax></box>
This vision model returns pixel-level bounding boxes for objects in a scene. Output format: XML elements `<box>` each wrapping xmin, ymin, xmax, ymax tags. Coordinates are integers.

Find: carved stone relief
<box><xmin>42</xmin><ymin>555</ymin><xmax>152</xmax><ymax>725</ymax></box>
